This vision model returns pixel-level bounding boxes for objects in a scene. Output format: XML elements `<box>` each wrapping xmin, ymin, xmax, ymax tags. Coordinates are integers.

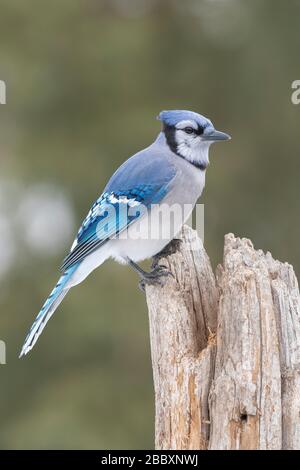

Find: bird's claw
<box><xmin>138</xmin><ymin>265</ymin><xmax>173</xmax><ymax>292</ymax></box>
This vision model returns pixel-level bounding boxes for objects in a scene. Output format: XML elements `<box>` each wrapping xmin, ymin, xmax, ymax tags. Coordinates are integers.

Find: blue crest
<box><xmin>157</xmin><ymin>109</ymin><xmax>212</xmax><ymax>129</ymax></box>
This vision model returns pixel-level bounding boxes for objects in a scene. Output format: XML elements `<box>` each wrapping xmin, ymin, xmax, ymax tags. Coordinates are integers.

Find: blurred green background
<box><xmin>0</xmin><ymin>0</ymin><xmax>300</xmax><ymax>449</ymax></box>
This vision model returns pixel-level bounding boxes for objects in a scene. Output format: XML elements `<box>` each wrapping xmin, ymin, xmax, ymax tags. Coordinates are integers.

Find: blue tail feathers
<box><xmin>19</xmin><ymin>264</ymin><xmax>78</xmax><ymax>357</ymax></box>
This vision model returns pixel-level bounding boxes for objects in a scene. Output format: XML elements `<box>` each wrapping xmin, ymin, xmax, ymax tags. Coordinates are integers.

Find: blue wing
<box><xmin>61</xmin><ymin>150</ymin><xmax>176</xmax><ymax>271</ymax></box>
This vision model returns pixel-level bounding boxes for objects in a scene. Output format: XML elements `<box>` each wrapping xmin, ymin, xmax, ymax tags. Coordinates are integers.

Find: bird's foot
<box><xmin>152</xmin><ymin>238</ymin><xmax>182</xmax><ymax>267</ymax></box>
<box><xmin>138</xmin><ymin>265</ymin><xmax>173</xmax><ymax>292</ymax></box>
<box><xmin>127</xmin><ymin>258</ymin><xmax>173</xmax><ymax>292</ymax></box>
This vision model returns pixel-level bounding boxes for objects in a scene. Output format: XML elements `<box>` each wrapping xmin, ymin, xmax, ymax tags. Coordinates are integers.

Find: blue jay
<box><xmin>20</xmin><ymin>109</ymin><xmax>230</xmax><ymax>357</ymax></box>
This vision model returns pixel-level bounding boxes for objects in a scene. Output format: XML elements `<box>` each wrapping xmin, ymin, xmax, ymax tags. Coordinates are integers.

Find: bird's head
<box><xmin>158</xmin><ymin>110</ymin><xmax>230</xmax><ymax>170</ymax></box>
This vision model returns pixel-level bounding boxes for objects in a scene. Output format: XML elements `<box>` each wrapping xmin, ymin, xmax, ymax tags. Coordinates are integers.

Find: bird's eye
<box><xmin>184</xmin><ymin>127</ymin><xmax>194</xmax><ymax>134</ymax></box>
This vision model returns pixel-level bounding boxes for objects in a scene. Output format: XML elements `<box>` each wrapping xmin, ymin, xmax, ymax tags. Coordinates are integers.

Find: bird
<box><xmin>19</xmin><ymin>109</ymin><xmax>230</xmax><ymax>357</ymax></box>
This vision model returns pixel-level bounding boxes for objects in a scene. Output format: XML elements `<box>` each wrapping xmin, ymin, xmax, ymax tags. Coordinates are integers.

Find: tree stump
<box><xmin>145</xmin><ymin>225</ymin><xmax>300</xmax><ymax>450</ymax></box>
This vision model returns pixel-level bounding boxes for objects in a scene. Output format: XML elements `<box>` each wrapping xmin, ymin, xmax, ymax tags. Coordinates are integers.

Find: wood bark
<box><xmin>145</xmin><ymin>225</ymin><xmax>300</xmax><ymax>450</ymax></box>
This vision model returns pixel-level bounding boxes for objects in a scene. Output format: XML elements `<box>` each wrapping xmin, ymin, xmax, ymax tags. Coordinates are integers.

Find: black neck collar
<box><xmin>191</xmin><ymin>161</ymin><xmax>207</xmax><ymax>171</ymax></box>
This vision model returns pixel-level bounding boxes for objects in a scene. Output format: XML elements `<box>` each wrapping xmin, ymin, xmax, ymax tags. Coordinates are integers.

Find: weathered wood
<box><xmin>209</xmin><ymin>235</ymin><xmax>282</xmax><ymax>449</ymax></box>
<box><xmin>268</xmin><ymin>254</ymin><xmax>300</xmax><ymax>449</ymax></box>
<box><xmin>145</xmin><ymin>226</ymin><xmax>300</xmax><ymax>450</ymax></box>
<box><xmin>145</xmin><ymin>226</ymin><xmax>218</xmax><ymax>449</ymax></box>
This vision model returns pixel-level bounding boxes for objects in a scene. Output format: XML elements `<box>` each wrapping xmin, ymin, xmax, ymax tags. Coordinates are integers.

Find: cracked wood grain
<box><xmin>145</xmin><ymin>226</ymin><xmax>300</xmax><ymax>449</ymax></box>
<box><xmin>145</xmin><ymin>226</ymin><xmax>218</xmax><ymax>449</ymax></box>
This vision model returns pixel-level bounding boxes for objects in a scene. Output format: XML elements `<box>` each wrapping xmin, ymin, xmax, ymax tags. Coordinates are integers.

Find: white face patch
<box><xmin>175</xmin><ymin>119</ymin><xmax>198</xmax><ymax>131</ymax></box>
<box><xmin>174</xmin><ymin>120</ymin><xmax>212</xmax><ymax>169</ymax></box>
